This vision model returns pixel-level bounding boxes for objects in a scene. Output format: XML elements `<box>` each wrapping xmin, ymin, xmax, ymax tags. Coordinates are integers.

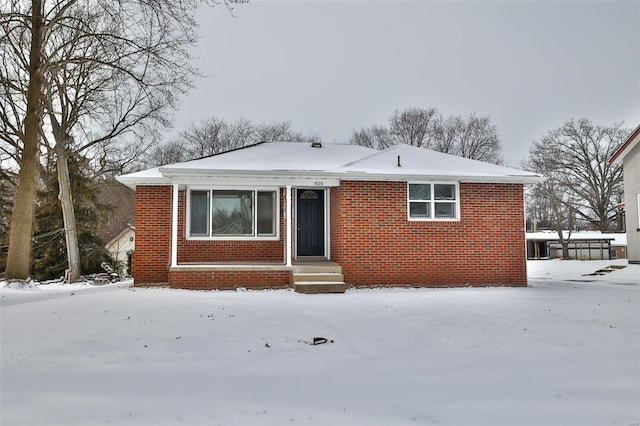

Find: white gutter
<box><xmin>158</xmin><ymin>168</ymin><xmax>544</xmax><ymax>185</ymax></box>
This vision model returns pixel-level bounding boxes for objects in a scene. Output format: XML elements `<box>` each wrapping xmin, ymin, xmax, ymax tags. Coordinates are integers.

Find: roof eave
<box><xmin>162</xmin><ymin>167</ymin><xmax>544</xmax><ymax>183</ymax></box>
<box><xmin>115</xmin><ymin>174</ymin><xmax>172</xmax><ymax>190</ymax></box>
<box><xmin>127</xmin><ymin>167</ymin><xmax>545</xmax><ymax>186</ymax></box>
<box><xmin>610</xmin><ymin>123</ymin><xmax>640</xmax><ymax>164</ymax></box>
<box><xmin>336</xmin><ymin>172</ymin><xmax>544</xmax><ymax>184</ymax></box>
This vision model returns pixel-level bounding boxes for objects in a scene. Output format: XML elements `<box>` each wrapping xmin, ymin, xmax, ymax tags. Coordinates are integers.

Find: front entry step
<box><xmin>294</xmin><ymin>281</ymin><xmax>346</xmax><ymax>294</ymax></box>
<box><xmin>292</xmin><ymin>263</ymin><xmax>345</xmax><ymax>294</ymax></box>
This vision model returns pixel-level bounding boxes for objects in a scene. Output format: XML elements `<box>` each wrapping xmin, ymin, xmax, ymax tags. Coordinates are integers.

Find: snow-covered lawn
<box><xmin>1</xmin><ymin>260</ymin><xmax>638</xmax><ymax>426</ymax></box>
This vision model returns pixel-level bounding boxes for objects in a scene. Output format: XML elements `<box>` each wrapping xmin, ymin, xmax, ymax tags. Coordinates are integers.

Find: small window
<box><xmin>257</xmin><ymin>191</ymin><xmax>276</xmax><ymax>236</ymax></box>
<box><xmin>188</xmin><ymin>189</ymin><xmax>278</xmax><ymax>238</ymax></box>
<box><xmin>189</xmin><ymin>190</ymin><xmax>210</xmax><ymax>236</ymax></box>
<box><xmin>408</xmin><ymin>183</ymin><xmax>459</xmax><ymax>220</ymax></box>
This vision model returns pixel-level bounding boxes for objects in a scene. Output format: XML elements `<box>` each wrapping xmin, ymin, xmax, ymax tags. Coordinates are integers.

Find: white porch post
<box><xmin>286</xmin><ymin>185</ymin><xmax>292</xmax><ymax>266</ymax></box>
<box><xmin>171</xmin><ymin>183</ymin><xmax>179</xmax><ymax>267</ymax></box>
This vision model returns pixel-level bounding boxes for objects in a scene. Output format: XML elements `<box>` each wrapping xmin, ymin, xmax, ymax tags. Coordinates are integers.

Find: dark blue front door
<box><xmin>297</xmin><ymin>189</ymin><xmax>325</xmax><ymax>257</ymax></box>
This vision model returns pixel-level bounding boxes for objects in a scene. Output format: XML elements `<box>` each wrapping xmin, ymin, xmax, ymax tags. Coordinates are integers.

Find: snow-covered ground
<box><xmin>1</xmin><ymin>259</ymin><xmax>638</xmax><ymax>426</ymax></box>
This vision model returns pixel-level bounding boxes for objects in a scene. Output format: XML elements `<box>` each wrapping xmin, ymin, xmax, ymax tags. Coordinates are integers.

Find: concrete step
<box><xmin>292</xmin><ymin>273</ymin><xmax>344</xmax><ymax>283</ymax></box>
<box><xmin>292</xmin><ymin>264</ymin><xmax>342</xmax><ymax>274</ymax></box>
<box><xmin>294</xmin><ymin>281</ymin><xmax>346</xmax><ymax>294</ymax></box>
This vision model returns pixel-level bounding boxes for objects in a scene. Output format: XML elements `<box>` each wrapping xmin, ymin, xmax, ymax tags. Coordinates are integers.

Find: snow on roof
<box><xmin>116</xmin><ymin>166</ymin><xmax>169</xmax><ymax>189</ymax></box>
<box><xmin>337</xmin><ymin>144</ymin><xmax>542</xmax><ymax>182</ymax></box>
<box><xmin>526</xmin><ymin>231</ymin><xmax>627</xmax><ymax>246</ymax></box>
<box><xmin>118</xmin><ymin>142</ymin><xmax>543</xmax><ymax>188</ymax></box>
<box><xmin>160</xmin><ymin>142</ymin><xmax>377</xmax><ymax>175</ymax></box>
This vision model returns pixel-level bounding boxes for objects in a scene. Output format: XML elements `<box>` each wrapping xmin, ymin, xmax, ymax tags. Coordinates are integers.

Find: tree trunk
<box><xmin>56</xmin><ymin>144</ymin><xmax>82</xmax><ymax>282</ymax></box>
<box><xmin>5</xmin><ymin>0</ymin><xmax>44</xmax><ymax>280</ymax></box>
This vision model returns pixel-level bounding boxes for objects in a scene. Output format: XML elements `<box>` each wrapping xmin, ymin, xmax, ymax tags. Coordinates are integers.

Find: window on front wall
<box><xmin>408</xmin><ymin>182</ymin><xmax>459</xmax><ymax>220</ymax></box>
<box><xmin>188</xmin><ymin>189</ymin><xmax>278</xmax><ymax>238</ymax></box>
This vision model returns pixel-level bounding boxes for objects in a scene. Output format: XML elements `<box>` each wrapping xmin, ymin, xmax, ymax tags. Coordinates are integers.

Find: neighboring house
<box><xmin>610</xmin><ymin>124</ymin><xmax>640</xmax><ymax>264</ymax></box>
<box><xmin>526</xmin><ymin>231</ymin><xmax>625</xmax><ymax>260</ymax></box>
<box><xmin>105</xmin><ymin>225</ymin><xmax>135</xmax><ymax>276</ymax></box>
<box><xmin>117</xmin><ymin>142</ymin><xmax>542</xmax><ymax>292</ymax></box>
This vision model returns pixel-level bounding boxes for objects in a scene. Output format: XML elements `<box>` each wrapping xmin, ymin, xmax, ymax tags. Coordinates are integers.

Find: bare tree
<box><xmin>255</xmin><ymin>121</ymin><xmax>294</xmax><ymax>142</ymax></box>
<box><xmin>350</xmin><ymin>125</ymin><xmax>393</xmax><ymax>150</ymax></box>
<box><xmin>2</xmin><ymin>0</ymin><xmax>45</xmax><ymax>280</ymax></box>
<box><xmin>525</xmin><ymin>141</ymin><xmax>577</xmax><ymax>258</ymax></box>
<box><xmin>142</xmin><ymin>139</ymin><xmax>188</xmax><ymax>168</ymax></box>
<box><xmin>438</xmin><ymin>114</ymin><xmax>503</xmax><ymax>164</ymax></box>
<box><xmin>145</xmin><ymin>117</ymin><xmax>323</xmax><ymax>167</ymax></box>
<box><xmin>350</xmin><ymin>107</ymin><xmax>503</xmax><ymax>164</ymax></box>
<box><xmin>1</xmin><ymin>0</ymin><xmax>243</xmax><ymax>281</ymax></box>
<box><xmin>430</xmin><ymin>115</ymin><xmax>458</xmax><ymax>154</ymax></box>
<box><xmin>389</xmin><ymin>107</ymin><xmax>438</xmax><ymax>148</ymax></box>
<box><xmin>525</xmin><ymin>119</ymin><xmax>628</xmax><ymax>237</ymax></box>
<box><xmin>179</xmin><ymin>117</ymin><xmax>259</xmax><ymax>158</ymax></box>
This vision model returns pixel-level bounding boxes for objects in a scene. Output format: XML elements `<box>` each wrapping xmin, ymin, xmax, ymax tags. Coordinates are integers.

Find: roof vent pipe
<box><xmin>311</xmin><ymin>142</ymin><xmax>322</xmax><ymax>148</ymax></box>
<box><xmin>397</xmin><ymin>155</ymin><xmax>401</xmax><ymax>167</ymax></box>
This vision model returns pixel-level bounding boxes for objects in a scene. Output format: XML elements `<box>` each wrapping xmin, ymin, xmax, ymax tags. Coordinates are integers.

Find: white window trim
<box><xmin>407</xmin><ymin>181</ymin><xmax>460</xmax><ymax>222</ymax></box>
<box><xmin>186</xmin><ymin>186</ymin><xmax>280</xmax><ymax>241</ymax></box>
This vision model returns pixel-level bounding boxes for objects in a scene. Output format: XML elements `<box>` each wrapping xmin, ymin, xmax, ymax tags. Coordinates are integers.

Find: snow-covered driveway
<box><xmin>1</xmin><ymin>260</ymin><xmax>638</xmax><ymax>425</ymax></box>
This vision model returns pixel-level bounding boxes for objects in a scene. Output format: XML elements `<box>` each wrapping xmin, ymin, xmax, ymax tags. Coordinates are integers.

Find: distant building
<box><xmin>610</xmin><ymin>124</ymin><xmax>640</xmax><ymax>264</ymax></box>
<box><xmin>105</xmin><ymin>225</ymin><xmax>135</xmax><ymax>276</ymax></box>
<box><xmin>526</xmin><ymin>231</ymin><xmax>626</xmax><ymax>260</ymax></box>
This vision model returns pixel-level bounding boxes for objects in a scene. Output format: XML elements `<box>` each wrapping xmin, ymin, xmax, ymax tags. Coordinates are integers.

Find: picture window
<box><xmin>188</xmin><ymin>189</ymin><xmax>278</xmax><ymax>238</ymax></box>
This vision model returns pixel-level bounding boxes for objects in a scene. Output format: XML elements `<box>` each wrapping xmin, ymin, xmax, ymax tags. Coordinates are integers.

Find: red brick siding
<box><xmin>330</xmin><ymin>181</ymin><xmax>527</xmax><ymax>287</ymax></box>
<box><xmin>134</xmin><ymin>182</ymin><xmax>526</xmax><ymax>289</ymax></box>
<box><xmin>169</xmin><ymin>270</ymin><xmax>290</xmax><ymax>290</ymax></box>
<box><xmin>133</xmin><ymin>186</ymin><xmax>172</xmax><ymax>284</ymax></box>
<box><xmin>176</xmin><ymin>189</ymin><xmax>286</xmax><ymax>263</ymax></box>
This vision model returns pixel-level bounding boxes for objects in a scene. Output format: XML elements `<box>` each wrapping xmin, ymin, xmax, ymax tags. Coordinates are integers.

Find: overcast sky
<box><xmin>169</xmin><ymin>0</ymin><xmax>640</xmax><ymax>164</ymax></box>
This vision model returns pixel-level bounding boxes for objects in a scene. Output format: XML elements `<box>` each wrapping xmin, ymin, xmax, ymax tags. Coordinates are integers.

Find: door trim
<box><xmin>295</xmin><ymin>187</ymin><xmax>329</xmax><ymax>259</ymax></box>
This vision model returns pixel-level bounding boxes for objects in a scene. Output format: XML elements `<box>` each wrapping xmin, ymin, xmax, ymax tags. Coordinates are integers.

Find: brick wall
<box><xmin>133</xmin><ymin>185</ymin><xmax>289</xmax><ymax>289</ymax></box>
<box><xmin>330</xmin><ymin>181</ymin><xmax>527</xmax><ymax>287</ymax></box>
<box><xmin>134</xmin><ymin>182</ymin><xmax>526</xmax><ymax>289</ymax></box>
<box><xmin>169</xmin><ymin>269</ymin><xmax>290</xmax><ymax>290</ymax></box>
<box><xmin>133</xmin><ymin>186</ymin><xmax>172</xmax><ymax>284</ymax></box>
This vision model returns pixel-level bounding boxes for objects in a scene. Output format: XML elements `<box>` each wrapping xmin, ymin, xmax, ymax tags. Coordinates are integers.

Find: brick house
<box><xmin>117</xmin><ymin>142</ymin><xmax>542</xmax><ymax>292</ymax></box>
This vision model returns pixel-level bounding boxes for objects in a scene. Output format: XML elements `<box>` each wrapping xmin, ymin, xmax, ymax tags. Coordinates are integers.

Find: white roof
<box><xmin>336</xmin><ymin>144</ymin><xmax>541</xmax><ymax>181</ymax></box>
<box><xmin>117</xmin><ymin>142</ymin><xmax>543</xmax><ymax>189</ymax></box>
<box><xmin>526</xmin><ymin>231</ymin><xmax>627</xmax><ymax>246</ymax></box>
<box><xmin>160</xmin><ymin>142</ymin><xmax>376</xmax><ymax>175</ymax></box>
<box><xmin>116</xmin><ymin>166</ymin><xmax>169</xmax><ymax>186</ymax></box>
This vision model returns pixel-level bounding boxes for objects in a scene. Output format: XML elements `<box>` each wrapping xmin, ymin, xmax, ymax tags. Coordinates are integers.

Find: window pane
<box><xmin>435</xmin><ymin>202</ymin><xmax>455</xmax><ymax>218</ymax></box>
<box><xmin>409</xmin><ymin>202</ymin><xmax>430</xmax><ymax>218</ymax></box>
<box><xmin>190</xmin><ymin>191</ymin><xmax>209</xmax><ymax>236</ymax></box>
<box><xmin>434</xmin><ymin>184</ymin><xmax>455</xmax><ymax>200</ymax></box>
<box><xmin>212</xmin><ymin>190</ymin><xmax>253</xmax><ymax>235</ymax></box>
<box><xmin>409</xmin><ymin>184</ymin><xmax>430</xmax><ymax>200</ymax></box>
<box><xmin>257</xmin><ymin>191</ymin><xmax>276</xmax><ymax>236</ymax></box>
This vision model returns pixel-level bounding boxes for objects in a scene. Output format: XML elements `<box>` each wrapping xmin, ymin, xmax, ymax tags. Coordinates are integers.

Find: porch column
<box><xmin>171</xmin><ymin>183</ymin><xmax>179</xmax><ymax>267</ymax></box>
<box><xmin>286</xmin><ymin>184</ymin><xmax>292</xmax><ymax>266</ymax></box>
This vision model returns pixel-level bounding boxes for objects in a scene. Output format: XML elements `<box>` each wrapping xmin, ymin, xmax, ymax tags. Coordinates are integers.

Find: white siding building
<box><xmin>611</xmin><ymin>125</ymin><xmax>640</xmax><ymax>264</ymax></box>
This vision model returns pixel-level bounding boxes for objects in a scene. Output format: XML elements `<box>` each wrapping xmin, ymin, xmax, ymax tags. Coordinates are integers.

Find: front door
<box><xmin>297</xmin><ymin>189</ymin><xmax>325</xmax><ymax>257</ymax></box>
